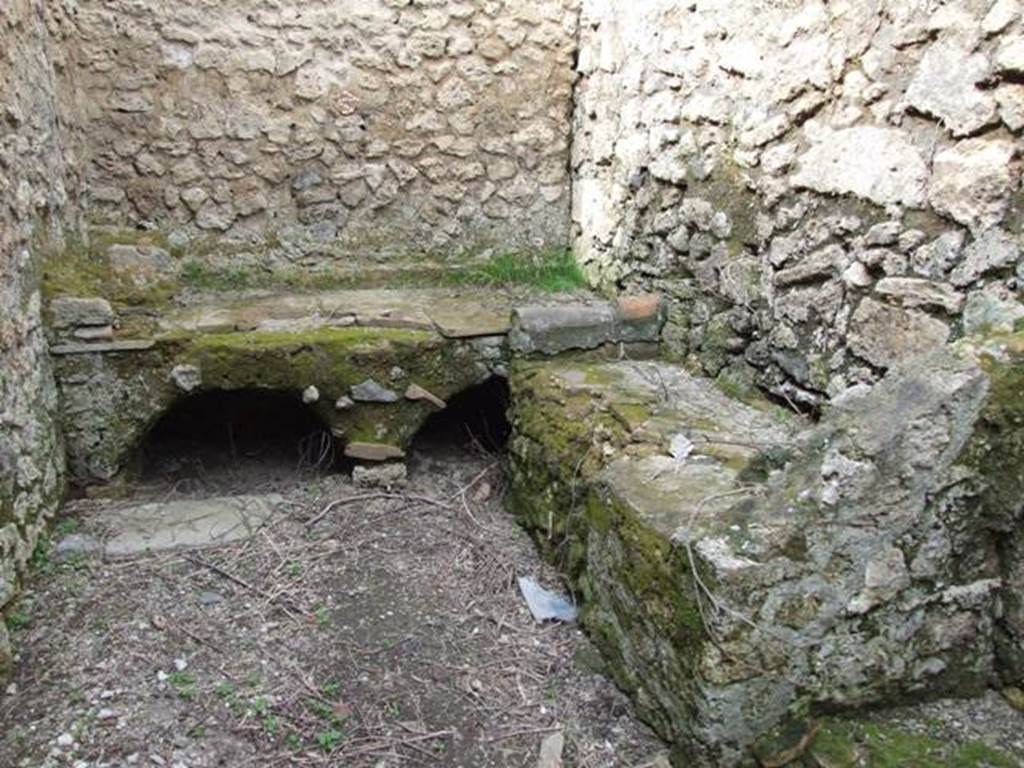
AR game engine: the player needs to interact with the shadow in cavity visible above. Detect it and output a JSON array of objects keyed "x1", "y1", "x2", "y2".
[
  {"x1": 136, "y1": 388, "x2": 343, "y2": 491},
  {"x1": 409, "y1": 376, "x2": 512, "y2": 463}
]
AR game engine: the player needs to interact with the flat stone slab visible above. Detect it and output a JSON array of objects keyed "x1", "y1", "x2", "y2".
[
  {"x1": 101, "y1": 495, "x2": 282, "y2": 558},
  {"x1": 163, "y1": 288, "x2": 518, "y2": 337},
  {"x1": 50, "y1": 339, "x2": 156, "y2": 355}
]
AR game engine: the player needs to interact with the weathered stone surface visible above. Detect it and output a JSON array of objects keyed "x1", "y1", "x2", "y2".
[
  {"x1": 51, "y1": 314, "x2": 505, "y2": 485},
  {"x1": 405, "y1": 383, "x2": 447, "y2": 409},
  {"x1": 950, "y1": 229, "x2": 1021, "y2": 287},
  {"x1": 791, "y1": 127, "x2": 928, "y2": 207},
  {"x1": 0, "y1": 0, "x2": 76, "y2": 683},
  {"x1": 51, "y1": 297, "x2": 114, "y2": 329},
  {"x1": 963, "y1": 286, "x2": 1024, "y2": 335},
  {"x1": 536, "y1": 731, "x2": 565, "y2": 768},
  {"x1": 849, "y1": 299, "x2": 951, "y2": 369},
  {"x1": 995, "y1": 37, "x2": 1024, "y2": 75},
  {"x1": 427, "y1": 297, "x2": 513, "y2": 339},
  {"x1": 510, "y1": 303, "x2": 618, "y2": 354},
  {"x1": 170, "y1": 364, "x2": 202, "y2": 393},
  {"x1": 102, "y1": 495, "x2": 281, "y2": 558},
  {"x1": 511, "y1": 345, "x2": 1024, "y2": 763},
  {"x1": 509, "y1": 297, "x2": 666, "y2": 355},
  {"x1": 106, "y1": 245, "x2": 175, "y2": 288},
  {"x1": 874, "y1": 277, "x2": 964, "y2": 314},
  {"x1": 68, "y1": 0, "x2": 578, "y2": 257},
  {"x1": 572, "y1": 3, "x2": 1021, "y2": 400},
  {"x1": 905, "y1": 41, "x2": 996, "y2": 137},
  {"x1": 929, "y1": 139, "x2": 1016, "y2": 231},
  {"x1": 344, "y1": 442, "x2": 406, "y2": 462},
  {"x1": 996, "y1": 84, "x2": 1024, "y2": 131},
  {"x1": 353, "y1": 462, "x2": 408, "y2": 489},
  {"x1": 510, "y1": 359, "x2": 800, "y2": 764},
  {"x1": 50, "y1": 339, "x2": 156, "y2": 355},
  {"x1": 350, "y1": 378, "x2": 400, "y2": 403}
]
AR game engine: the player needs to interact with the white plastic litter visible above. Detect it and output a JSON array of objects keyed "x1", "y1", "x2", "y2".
[
  {"x1": 517, "y1": 576, "x2": 578, "y2": 623},
  {"x1": 669, "y1": 433, "x2": 694, "y2": 463}
]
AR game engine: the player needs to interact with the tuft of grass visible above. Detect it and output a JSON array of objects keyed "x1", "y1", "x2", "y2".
[
  {"x1": 448, "y1": 248, "x2": 587, "y2": 292},
  {"x1": 181, "y1": 260, "x2": 256, "y2": 292},
  {"x1": 315, "y1": 727, "x2": 346, "y2": 753},
  {"x1": 5, "y1": 610, "x2": 32, "y2": 631},
  {"x1": 168, "y1": 671, "x2": 197, "y2": 700}
]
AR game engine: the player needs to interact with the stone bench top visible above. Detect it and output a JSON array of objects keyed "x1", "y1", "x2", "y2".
[{"x1": 49, "y1": 288, "x2": 667, "y2": 355}]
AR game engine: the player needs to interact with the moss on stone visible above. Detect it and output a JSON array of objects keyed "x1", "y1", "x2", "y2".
[
  {"x1": 507, "y1": 361, "x2": 712, "y2": 762},
  {"x1": 56, "y1": 325, "x2": 486, "y2": 485},
  {"x1": 963, "y1": 334, "x2": 1024, "y2": 683},
  {"x1": 808, "y1": 718, "x2": 1019, "y2": 768},
  {"x1": 43, "y1": 228, "x2": 581, "y2": 307}
]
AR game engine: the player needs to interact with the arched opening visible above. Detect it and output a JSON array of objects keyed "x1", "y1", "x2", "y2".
[
  {"x1": 135, "y1": 389, "x2": 342, "y2": 493},
  {"x1": 409, "y1": 376, "x2": 512, "y2": 463}
]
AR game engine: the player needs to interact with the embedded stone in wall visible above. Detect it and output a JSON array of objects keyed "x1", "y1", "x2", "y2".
[
  {"x1": 905, "y1": 41, "x2": 997, "y2": 137},
  {"x1": 928, "y1": 139, "x2": 1015, "y2": 231},
  {"x1": 791, "y1": 127, "x2": 928, "y2": 207},
  {"x1": 849, "y1": 298, "x2": 951, "y2": 370}
]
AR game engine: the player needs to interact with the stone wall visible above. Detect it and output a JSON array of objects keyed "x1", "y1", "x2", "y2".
[
  {"x1": 0, "y1": 0, "x2": 77, "y2": 670},
  {"x1": 573, "y1": 0, "x2": 1023, "y2": 408},
  {"x1": 69, "y1": 0, "x2": 579, "y2": 263}
]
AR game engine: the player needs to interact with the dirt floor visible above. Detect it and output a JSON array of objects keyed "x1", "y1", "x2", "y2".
[
  {"x1": 5, "y1": 404, "x2": 1024, "y2": 768},
  {"x1": 0, "y1": 434, "x2": 669, "y2": 768}
]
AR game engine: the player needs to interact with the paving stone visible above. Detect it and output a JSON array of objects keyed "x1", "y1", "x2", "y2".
[{"x1": 102, "y1": 495, "x2": 282, "y2": 558}]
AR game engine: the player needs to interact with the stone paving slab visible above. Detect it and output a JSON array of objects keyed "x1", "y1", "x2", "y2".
[{"x1": 101, "y1": 495, "x2": 282, "y2": 558}]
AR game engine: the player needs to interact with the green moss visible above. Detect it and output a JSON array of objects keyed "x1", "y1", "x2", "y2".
[
  {"x1": 41, "y1": 233, "x2": 180, "y2": 309},
  {"x1": 963, "y1": 336, "x2": 1024, "y2": 682},
  {"x1": 507, "y1": 362, "x2": 710, "y2": 756},
  {"x1": 810, "y1": 719, "x2": 1020, "y2": 768}
]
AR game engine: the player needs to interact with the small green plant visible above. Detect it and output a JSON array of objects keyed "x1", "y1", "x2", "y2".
[
  {"x1": 449, "y1": 248, "x2": 587, "y2": 293},
  {"x1": 168, "y1": 671, "x2": 197, "y2": 701},
  {"x1": 67, "y1": 687, "x2": 87, "y2": 705},
  {"x1": 53, "y1": 519, "x2": 79, "y2": 538},
  {"x1": 320, "y1": 681, "x2": 341, "y2": 698},
  {"x1": 215, "y1": 681, "x2": 235, "y2": 698},
  {"x1": 313, "y1": 605, "x2": 331, "y2": 627},
  {"x1": 286, "y1": 562, "x2": 302, "y2": 577},
  {"x1": 316, "y1": 727, "x2": 345, "y2": 754},
  {"x1": 28, "y1": 538, "x2": 53, "y2": 573},
  {"x1": 285, "y1": 732, "x2": 303, "y2": 751},
  {"x1": 263, "y1": 715, "x2": 280, "y2": 738},
  {"x1": 5, "y1": 610, "x2": 32, "y2": 631},
  {"x1": 383, "y1": 700, "x2": 402, "y2": 718},
  {"x1": 306, "y1": 698, "x2": 334, "y2": 722},
  {"x1": 180, "y1": 260, "x2": 255, "y2": 292},
  {"x1": 251, "y1": 696, "x2": 270, "y2": 717}
]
